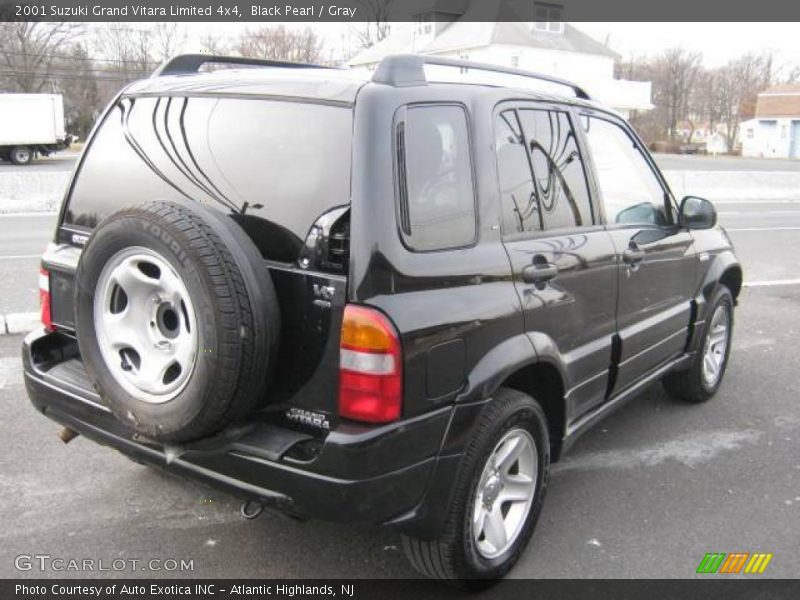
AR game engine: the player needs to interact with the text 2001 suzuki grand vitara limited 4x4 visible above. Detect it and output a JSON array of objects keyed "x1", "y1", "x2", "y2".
[{"x1": 23, "y1": 54, "x2": 741, "y2": 585}]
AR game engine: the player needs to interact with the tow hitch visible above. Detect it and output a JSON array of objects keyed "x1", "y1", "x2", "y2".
[{"x1": 58, "y1": 427, "x2": 79, "y2": 444}]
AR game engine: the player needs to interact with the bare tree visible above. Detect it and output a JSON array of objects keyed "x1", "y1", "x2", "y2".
[
  {"x1": 686, "y1": 69, "x2": 721, "y2": 143},
  {"x1": 58, "y1": 42, "x2": 100, "y2": 140},
  {"x1": 652, "y1": 48, "x2": 702, "y2": 141},
  {"x1": 352, "y1": 0, "x2": 394, "y2": 50},
  {"x1": 237, "y1": 26, "x2": 323, "y2": 63},
  {"x1": 94, "y1": 23, "x2": 153, "y2": 77},
  {"x1": 713, "y1": 52, "x2": 774, "y2": 152},
  {"x1": 199, "y1": 31, "x2": 228, "y2": 55},
  {"x1": 778, "y1": 63, "x2": 800, "y2": 85},
  {"x1": 0, "y1": 22, "x2": 83, "y2": 92},
  {"x1": 89, "y1": 24, "x2": 156, "y2": 107},
  {"x1": 152, "y1": 23, "x2": 187, "y2": 63}
]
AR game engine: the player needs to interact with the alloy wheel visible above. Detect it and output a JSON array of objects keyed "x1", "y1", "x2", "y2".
[{"x1": 472, "y1": 428, "x2": 537, "y2": 559}]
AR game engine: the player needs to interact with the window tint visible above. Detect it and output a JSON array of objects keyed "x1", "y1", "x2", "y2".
[
  {"x1": 518, "y1": 109, "x2": 593, "y2": 230},
  {"x1": 495, "y1": 111, "x2": 539, "y2": 233},
  {"x1": 65, "y1": 96, "x2": 353, "y2": 252},
  {"x1": 399, "y1": 105, "x2": 476, "y2": 250},
  {"x1": 582, "y1": 116, "x2": 669, "y2": 226}
]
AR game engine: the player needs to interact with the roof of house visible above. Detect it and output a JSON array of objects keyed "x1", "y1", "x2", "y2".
[
  {"x1": 756, "y1": 84, "x2": 800, "y2": 117},
  {"x1": 350, "y1": 22, "x2": 618, "y2": 67},
  {"x1": 758, "y1": 84, "x2": 800, "y2": 95}
]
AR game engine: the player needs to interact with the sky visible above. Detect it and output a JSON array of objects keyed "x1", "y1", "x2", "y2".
[
  {"x1": 131, "y1": 21, "x2": 800, "y2": 71},
  {"x1": 578, "y1": 23, "x2": 800, "y2": 68}
]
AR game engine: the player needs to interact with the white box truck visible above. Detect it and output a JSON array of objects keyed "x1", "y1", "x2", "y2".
[{"x1": 0, "y1": 93, "x2": 73, "y2": 165}]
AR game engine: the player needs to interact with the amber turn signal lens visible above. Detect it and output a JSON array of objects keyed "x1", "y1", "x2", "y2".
[{"x1": 340, "y1": 305, "x2": 395, "y2": 353}]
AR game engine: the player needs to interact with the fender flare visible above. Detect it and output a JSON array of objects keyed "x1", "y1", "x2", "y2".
[{"x1": 688, "y1": 249, "x2": 742, "y2": 353}]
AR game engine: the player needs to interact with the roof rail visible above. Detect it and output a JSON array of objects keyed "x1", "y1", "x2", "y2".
[
  {"x1": 152, "y1": 54, "x2": 331, "y2": 77},
  {"x1": 371, "y1": 54, "x2": 591, "y2": 100}
]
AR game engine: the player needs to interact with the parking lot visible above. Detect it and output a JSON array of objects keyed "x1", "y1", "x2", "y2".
[{"x1": 0, "y1": 155, "x2": 798, "y2": 579}]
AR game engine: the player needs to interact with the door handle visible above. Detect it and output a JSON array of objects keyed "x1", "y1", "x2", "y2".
[
  {"x1": 622, "y1": 243, "x2": 646, "y2": 265},
  {"x1": 521, "y1": 258, "x2": 559, "y2": 284}
]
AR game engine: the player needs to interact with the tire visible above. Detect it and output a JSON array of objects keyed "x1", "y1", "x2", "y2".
[
  {"x1": 10, "y1": 146, "x2": 32, "y2": 165},
  {"x1": 662, "y1": 285, "x2": 734, "y2": 403},
  {"x1": 74, "y1": 200, "x2": 280, "y2": 442},
  {"x1": 401, "y1": 388, "x2": 550, "y2": 587}
]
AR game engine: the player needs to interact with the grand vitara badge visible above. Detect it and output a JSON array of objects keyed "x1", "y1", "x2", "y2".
[{"x1": 285, "y1": 408, "x2": 331, "y2": 430}]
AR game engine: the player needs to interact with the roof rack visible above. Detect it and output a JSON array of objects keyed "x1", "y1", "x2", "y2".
[
  {"x1": 371, "y1": 54, "x2": 591, "y2": 100},
  {"x1": 152, "y1": 54, "x2": 331, "y2": 78}
]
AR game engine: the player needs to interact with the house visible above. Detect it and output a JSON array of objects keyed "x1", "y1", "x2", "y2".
[
  {"x1": 740, "y1": 84, "x2": 800, "y2": 159},
  {"x1": 674, "y1": 120, "x2": 730, "y2": 154},
  {"x1": 348, "y1": 1, "x2": 652, "y2": 117}
]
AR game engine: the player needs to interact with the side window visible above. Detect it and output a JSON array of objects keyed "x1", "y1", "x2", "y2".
[
  {"x1": 518, "y1": 109, "x2": 594, "y2": 229},
  {"x1": 582, "y1": 116, "x2": 670, "y2": 226},
  {"x1": 495, "y1": 110, "x2": 540, "y2": 234},
  {"x1": 398, "y1": 105, "x2": 476, "y2": 251}
]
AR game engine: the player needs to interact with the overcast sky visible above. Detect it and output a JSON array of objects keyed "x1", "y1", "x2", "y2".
[
  {"x1": 167, "y1": 21, "x2": 800, "y2": 71},
  {"x1": 579, "y1": 22, "x2": 800, "y2": 67}
]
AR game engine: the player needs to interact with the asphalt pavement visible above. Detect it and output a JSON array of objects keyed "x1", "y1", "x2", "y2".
[
  {"x1": 653, "y1": 153, "x2": 800, "y2": 172},
  {"x1": 0, "y1": 154, "x2": 798, "y2": 579},
  {"x1": 1, "y1": 286, "x2": 797, "y2": 578},
  {"x1": 0, "y1": 214, "x2": 56, "y2": 315}
]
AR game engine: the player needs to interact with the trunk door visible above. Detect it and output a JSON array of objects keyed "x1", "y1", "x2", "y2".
[{"x1": 48, "y1": 93, "x2": 355, "y2": 429}]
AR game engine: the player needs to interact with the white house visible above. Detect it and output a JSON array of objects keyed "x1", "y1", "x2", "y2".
[
  {"x1": 740, "y1": 84, "x2": 800, "y2": 159},
  {"x1": 349, "y1": 3, "x2": 652, "y2": 117}
]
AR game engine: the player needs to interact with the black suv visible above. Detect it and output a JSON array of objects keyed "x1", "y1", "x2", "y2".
[{"x1": 23, "y1": 54, "x2": 742, "y2": 584}]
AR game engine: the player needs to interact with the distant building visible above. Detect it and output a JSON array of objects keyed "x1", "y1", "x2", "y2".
[
  {"x1": 349, "y1": 2, "x2": 652, "y2": 117},
  {"x1": 740, "y1": 84, "x2": 800, "y2": 159},
  {"x1": 674, "y1": 121, "x2": 730, "y2": 154}
]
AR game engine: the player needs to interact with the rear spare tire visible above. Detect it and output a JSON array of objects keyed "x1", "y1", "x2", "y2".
[{"x1": 74, "y1": 200, "x2": 279, "y2": 442}]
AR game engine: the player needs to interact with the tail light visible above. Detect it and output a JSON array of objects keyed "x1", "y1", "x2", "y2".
[
  {"x1": 39, "y1": 267, "x2": 54, "y2": 331},
  {"x1": 339, "y1": 304, "x2": 402, "y2": 423}
]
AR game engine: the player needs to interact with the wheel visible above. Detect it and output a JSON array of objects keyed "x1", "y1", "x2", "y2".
[
  {"x1": 401, "y1": 388, "x2": 549, "y2": 587},
  {"x1": 10, "y1": 146, "x2": 32, "y2": 165},
  {"x1": 74, "y1": 200, "x2": 280, "y2": 442},
  {"x1": 662, "y1": 285, "x2": 734, "y2": 403}
]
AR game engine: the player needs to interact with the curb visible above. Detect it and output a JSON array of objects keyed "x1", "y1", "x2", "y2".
[{"x1": 1, "y1": 312, "x2": 40, "y2": 335}]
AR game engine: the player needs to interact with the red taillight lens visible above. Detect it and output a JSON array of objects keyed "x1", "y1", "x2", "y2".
[
  {"x1": 39, "y1": 268, "x2": 54, "y2": 331},
  {"x1": 339, "y1": 305, "x2": 402, "y2": 423}
]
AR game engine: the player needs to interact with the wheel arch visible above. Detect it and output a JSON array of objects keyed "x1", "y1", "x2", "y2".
[
  {"x1": 459, "y1": 333, "x2": 569, "y2": 462},
  {"x1": 700, "y1": 251, "x2": 742, "y2": 305},
  {"x1": 719, "y1": 264, "x2": 743, "y2": 301},
  {"x1": 500, "y1": 360, "x2": 567, "y2": 462},
  {"x1": 688, "y1": 251, "x2": 741, "y2": 355}
]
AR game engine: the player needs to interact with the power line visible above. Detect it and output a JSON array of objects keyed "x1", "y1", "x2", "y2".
[
  {"x1": 0, "y1": 49, "x2": 157, "y2": 67},
  {"x1": 0, "y1": 70, "x2": 145, "y2": 83}
]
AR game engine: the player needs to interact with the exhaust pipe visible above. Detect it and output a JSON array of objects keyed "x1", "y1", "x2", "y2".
[
  {"x1": 240, "y1": 500, "x2": 264, "y2": 520},
  {"x1": 58, "y1": 427, "x2": 79, "y2": 444}
]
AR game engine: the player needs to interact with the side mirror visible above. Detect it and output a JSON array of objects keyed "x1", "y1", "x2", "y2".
[{"x1": 680, "y1": 196, "x2": 717, "y2": 230}]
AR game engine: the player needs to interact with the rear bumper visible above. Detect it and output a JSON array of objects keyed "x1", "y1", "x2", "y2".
[{"x1": 23, "y1": 329, "x2": 457, "y2": 532}]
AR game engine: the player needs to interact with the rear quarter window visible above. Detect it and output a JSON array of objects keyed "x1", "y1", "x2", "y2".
[
  {"x1": 395, "y1": 104, "x2": 477, "y2": 251},
  {"x1": 64, "y1": 96, "x2": 353, "y2": 258}
]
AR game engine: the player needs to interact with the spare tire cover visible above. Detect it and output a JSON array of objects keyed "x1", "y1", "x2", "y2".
[{"x1": 74, "y1": 200, "x2": 280, "y2": 442}]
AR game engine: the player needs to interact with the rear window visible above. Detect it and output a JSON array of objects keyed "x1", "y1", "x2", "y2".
[{"x1": 64, "y1": 96, "x2": 353, "y2": 251}]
